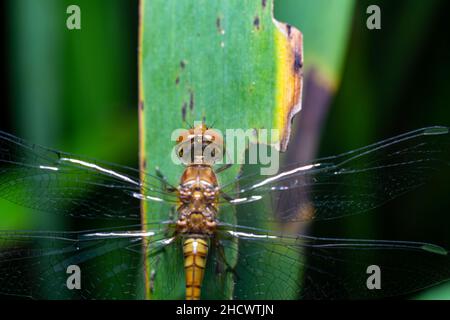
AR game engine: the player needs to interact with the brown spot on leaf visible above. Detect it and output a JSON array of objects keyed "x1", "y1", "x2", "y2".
[
  {"x1": 175, "y1": 77, "x2": 180, "y2": 85},
  {"x1": 253, "y1": 16, "x2": 260, "y2": 30},
  {"x1": 294, "y1": 52, "x2": 303, "y2": 74},
  {"x1": 189, "y1": 91, "x2": 194, "y2": 111},
  {"x1": 216, "y1": 17, "x2": 221, "y2": 31},
  {"x1": 180, "y1": 60, "x2": 186, "y2": 69},
  {"x1": 142, "y1": 158, "x2": 147, "y2": 170},
  {"x1": 287, "y1": 24, "x2": 292, "y2": 37},
  {"x1": 182, "y1": 102, "x2": 187, "y2": 121},
  {"x1": 262, "y1": 0, "x2": 267, "y2": 8},
  {"x1": 139, "y1": 101, "x2": 144, "y2": 110}
]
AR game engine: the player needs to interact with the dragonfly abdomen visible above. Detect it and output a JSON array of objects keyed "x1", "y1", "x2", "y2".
[{"x1": 183, "y1": 238, "x2": 209, "y2": 300}]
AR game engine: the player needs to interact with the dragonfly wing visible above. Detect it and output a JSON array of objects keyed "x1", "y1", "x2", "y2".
[
  {"x1": 0, "y1": 131, "x2": 178, "y2": 220},
  {"x1": 0, "y1": 222, "x2": 177, "y2": 299},
  {"x1": 214, "y1": 226, "x2": 450, "y2": 299},
  {"x1": 220, "y1": 127, "x2": 449, "y2": 222}
]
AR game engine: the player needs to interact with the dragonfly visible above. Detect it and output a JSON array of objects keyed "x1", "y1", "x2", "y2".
[{"x1": 0, "y1": 126, "x2": 449, "y2": 299}]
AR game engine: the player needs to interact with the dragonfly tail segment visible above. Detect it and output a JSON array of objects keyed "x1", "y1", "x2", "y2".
[{"x1": 183, "y1": 238, "x2": 209, "y2": 300}]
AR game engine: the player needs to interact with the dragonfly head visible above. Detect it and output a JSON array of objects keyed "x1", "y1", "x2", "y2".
[{"x1": 175, "y1": 124, "x2": 224, "y2": 166}]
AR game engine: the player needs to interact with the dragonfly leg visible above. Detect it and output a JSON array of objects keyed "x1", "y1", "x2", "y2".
[
  {"x1": 215, "y1": 163, "x2": 233, "y2": 174},
  {"x1": 220, "y1": 191, "x2": 235, "y2": 203},
  {"x1": 214, "y1": 238, "x2": 239, "y2": 280},
  {"x1": 168, "y1": 206, "x2": 177, "y2": 221},
  {"x1": 149, "y1": 269, "x2": 156, "y2": 294},
  {"x1": 155, "y1": 166, "x2": 177, "y2": 192}
]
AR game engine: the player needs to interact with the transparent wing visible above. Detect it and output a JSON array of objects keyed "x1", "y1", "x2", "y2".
[
  {"x1": 213, "y1": 224, "x2": 450, "y2": 299},
  {"x1": 220, "y1": 127, "x2": 450, "y2": 222},
  {"x1": 0, "y1": 131, "x2": 178, "y2": 220},
  {"x1": 0, "y1": 222, "x2": 178, "y2": 299}
]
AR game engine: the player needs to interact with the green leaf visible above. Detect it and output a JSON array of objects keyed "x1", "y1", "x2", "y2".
[
  {"x1": 139, "y1": 0, "x2": 303, "y2": 299},
  {"x1": 414, "y1": 282, "x2": 450, "y2": 300}
]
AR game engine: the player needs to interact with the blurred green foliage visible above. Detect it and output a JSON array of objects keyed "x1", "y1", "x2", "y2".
[
  {"x1": 1, "y1": 0, "x2": 449, "y2": 299},
  {"x1": 4, "y1": 0, "x2": 138, "y2": 231},
  {"x1": 3, "y1": 0, "x2": 139, "y2": 299},
  {"x1": 275, "y1": 0, "x2": 356, "y2": 88},
  {"x1": 293, "y1": 0, "x2": 450, "y2": 299}
]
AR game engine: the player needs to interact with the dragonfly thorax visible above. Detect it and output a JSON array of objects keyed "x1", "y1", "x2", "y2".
[
  {"x1": 179, "y1": 182, "x2": 218, "y2": 205},
  {"x1": 176, "y1": 211, "x2": 217, "y2": 235},
  {"x1": 176, "y1": 164, "x2": 219, "y2": 235}
]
